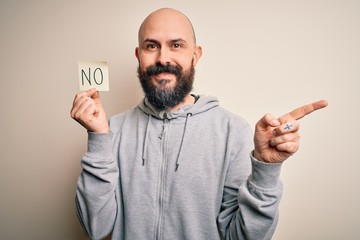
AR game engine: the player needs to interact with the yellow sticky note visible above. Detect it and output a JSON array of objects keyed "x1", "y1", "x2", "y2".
[{"x1": 78, "y1": 61, "x2": 109, "y2": 91}]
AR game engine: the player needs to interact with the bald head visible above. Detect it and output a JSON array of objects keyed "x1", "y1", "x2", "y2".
[
  {"x1": 138, "y1": 8, "x2": 196, "y2": 47},
  {"x1": 135, "y1": 8, "x2": 203, "y2": 110}
]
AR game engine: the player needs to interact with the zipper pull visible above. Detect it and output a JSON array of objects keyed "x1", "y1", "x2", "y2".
[{"x1": 159, "y1": 119, "x2": 169, "y2": 139}]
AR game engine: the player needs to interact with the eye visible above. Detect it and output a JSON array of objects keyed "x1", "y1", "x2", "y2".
[
  {"x1": 172, "y1": 43, "x2": 182, "y2": 48},
  {"x1": 146, "y1": 43, "x2": 158, "y2": 49}
]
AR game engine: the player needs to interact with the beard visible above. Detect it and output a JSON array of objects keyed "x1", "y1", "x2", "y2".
[{"x1": 137, "y1": 61, "x2": 195, "y2": 110}]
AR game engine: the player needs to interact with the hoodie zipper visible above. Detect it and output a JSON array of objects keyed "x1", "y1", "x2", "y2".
[{"x1": 154, "y1": 118, "x2": 170, "y2": 240}]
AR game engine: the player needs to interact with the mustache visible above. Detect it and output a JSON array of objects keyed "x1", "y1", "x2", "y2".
[{"x1": 144, "y1": 63, "x2": 182, "y2": 77}]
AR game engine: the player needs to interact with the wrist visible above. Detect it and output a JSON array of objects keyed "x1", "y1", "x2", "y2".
[
  {"x1": 98, "y1": 126, "x2": 110, "y2": 133},
  {"x1": 87, "y1": 124, "x2": 109, "y2": 134},
  {"x1": 253, "y1": 150, "x2": 264, "y2": 162}
]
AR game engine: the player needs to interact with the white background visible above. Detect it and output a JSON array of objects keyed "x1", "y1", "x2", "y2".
[{"x1": 1, "y1": 1, "x2": 359, "y2": 239}]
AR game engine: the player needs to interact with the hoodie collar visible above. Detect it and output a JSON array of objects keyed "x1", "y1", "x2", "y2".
[
  {"x1": 138, "y1": 95, "x2": 220, "y2": 171},
  {"x1": 138, "y1": 95, "x2": 219, "y2": 120}
]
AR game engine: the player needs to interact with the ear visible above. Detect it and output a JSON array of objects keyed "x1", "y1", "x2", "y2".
[
  {"x1": 192, "y1": 46, "x2": 202, "y2": 67},
  {"x1": 135, "y1": 47, "x2": 140, "y2": 61}
]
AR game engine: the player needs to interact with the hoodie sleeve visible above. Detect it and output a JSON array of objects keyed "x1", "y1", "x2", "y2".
[
  {"x1": 217, "y1": 125, "x2": 283, "y2": 240},
  {"x1": 75, "y1": 132, "x2": 119, "y2": 240}
]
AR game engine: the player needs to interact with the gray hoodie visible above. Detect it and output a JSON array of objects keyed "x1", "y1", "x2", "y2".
[{"x1": 76, "y1": 95, "x2": 283, "y2": 240}]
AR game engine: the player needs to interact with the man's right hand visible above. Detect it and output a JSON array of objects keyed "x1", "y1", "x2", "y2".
[{"x1": 70, "y1": 88, "x2": 109, "y2": 133}]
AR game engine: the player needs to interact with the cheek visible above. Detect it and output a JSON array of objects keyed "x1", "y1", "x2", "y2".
[
  {"x1": 138, "y1": 54, "x2": 155, "y2": 69},
  {"x1": 178, "y1": 53, "x2": 195, "y2": 69},
  {"x1": 180, "y1": 59, "x2": 194, "y2": 72}
]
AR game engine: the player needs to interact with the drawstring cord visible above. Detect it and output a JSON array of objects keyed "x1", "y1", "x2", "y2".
[
  {"x1": 175, "y1": 113, "x2": 192, "y2": 172},
  {"x1": 142, "y1": 115, "x2": 151, "y2": 166},
  {"x1": 141, "y1": 113, "x2": 192, "y2": 171}
]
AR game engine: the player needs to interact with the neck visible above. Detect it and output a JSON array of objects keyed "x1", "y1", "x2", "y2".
[{"x1": 168, "y1": 94, "x2": 195, "y2": 111}]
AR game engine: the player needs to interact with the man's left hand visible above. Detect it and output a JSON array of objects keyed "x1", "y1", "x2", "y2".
[{"x1": 253, "y1": 100, "x2": 328, "y2": 163}]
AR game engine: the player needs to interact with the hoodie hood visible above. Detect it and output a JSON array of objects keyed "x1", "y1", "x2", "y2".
[
  {"x1": 137, "y1": 95, "x2": 220, "y2": 171},
  {"x1": 138, "y1": 95, "x2": 219, "y2": 120}
]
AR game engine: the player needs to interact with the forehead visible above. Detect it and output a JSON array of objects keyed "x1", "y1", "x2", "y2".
[{"x1": 138, "y1": 10, "x2": 195, "y2": 44}]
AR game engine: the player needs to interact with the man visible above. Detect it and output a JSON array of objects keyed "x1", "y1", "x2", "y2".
[{"x1": 71, "y1": 8, "x2": 327, "y2": 240}]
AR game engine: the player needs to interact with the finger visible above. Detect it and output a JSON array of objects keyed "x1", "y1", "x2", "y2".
[
  {"x1": 273, "y1": 121, "x2": 299, "y2": 136},
  {"x1": 279, "y1": 100, "x2": 328, "y2": 122},
  {"x1": 270, "y1": 132, "x2": 300, "y2": 147},
  {"x1": 71, "y1": 90, "x2": 95, "y2": 115},
  {"x1": 72, "y1": 88, "x2": 95, "y2": 100},
  {"x1": 73, "y1": 96, "x2": 98, "y2": 121},
  {"x1": 275, "y1": 141, "x2": 299, "y2": 154},
  {"x1": 82, "y1": 99, "x2": 98, "y2": 120},
  {"x1": 73, "y1": 97, "x2": 94, "y2": 120},
  {"x1": 71, "y1": 95, "x2": 90, "y2": 118}
]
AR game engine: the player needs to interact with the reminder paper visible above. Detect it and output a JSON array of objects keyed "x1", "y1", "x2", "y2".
[{"x1": 78, "y1": 61, "x2": 109, "y2": 91}]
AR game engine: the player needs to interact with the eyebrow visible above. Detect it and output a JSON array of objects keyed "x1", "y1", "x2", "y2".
[
  {"x1": 142, "y1": 38, "x2": 188, "y2": 45},
  {"x1": 143, "y1": 38, "x2": 160, "y2": 45},
  {"x1": 169, "y1": 38, "x2": 187, "y2": 44}
]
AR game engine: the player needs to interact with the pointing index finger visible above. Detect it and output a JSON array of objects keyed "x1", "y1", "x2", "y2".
[{"x1": 282, "y1": 100, "x2": 328, "y2": 121}]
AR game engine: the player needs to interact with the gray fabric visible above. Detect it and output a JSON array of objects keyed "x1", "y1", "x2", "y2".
[{"x1": 76, "y1": 95, "x2": 283, "y2": 240}]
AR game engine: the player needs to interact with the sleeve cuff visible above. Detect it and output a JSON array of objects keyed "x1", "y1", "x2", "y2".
[
  {"x1": 87, "y1": 131, "x2": 113, "y2": 157},
  {"x1": 249, "y1": 151, "x2": 282, "y2": 189}
]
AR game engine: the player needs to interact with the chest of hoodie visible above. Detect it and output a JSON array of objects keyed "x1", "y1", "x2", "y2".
[{"x1": 115, "y1": 111, "x2": 232, "y2": 233}]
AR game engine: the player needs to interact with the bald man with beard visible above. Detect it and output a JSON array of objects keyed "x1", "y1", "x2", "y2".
[{"x1": 71, "y1": 8, "x2": 327, "y2": 240}]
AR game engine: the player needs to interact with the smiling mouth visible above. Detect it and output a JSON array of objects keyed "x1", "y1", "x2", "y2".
[
  {"x1": 152, "y1": 73, "x2": 175, "y2": 87},
  {"x1": 155, "y1": 72, "x2": 175, "y2": 79}
]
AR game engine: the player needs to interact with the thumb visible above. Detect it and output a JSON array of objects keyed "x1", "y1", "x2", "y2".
[
  {"x1": 256, "y1": 113, "x2": 280, "y2": 131},
  {"x1": 86, "y1": 88, "x2": 100, "y2": 100}
]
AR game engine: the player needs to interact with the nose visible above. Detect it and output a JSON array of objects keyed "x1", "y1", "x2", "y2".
[{"x1": 156, "y1": 48, "x2": 171, "y2": 65}]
